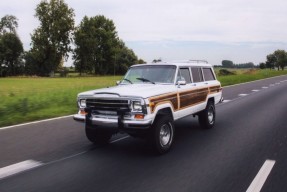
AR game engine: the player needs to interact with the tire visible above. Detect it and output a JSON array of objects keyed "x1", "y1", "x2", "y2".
[
  {"x1": 151, "y1": 115, "x2": 175, "y2": 154},
  {"x1": 198, "y1": 100, "x2": 216, "y2": 129},
  {"x1": 85, "y1": 128, "x2": 112, "y2": 145}
]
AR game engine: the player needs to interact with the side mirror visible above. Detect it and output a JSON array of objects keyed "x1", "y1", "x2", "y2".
[
  {"x1": 177, "y1": 80, "x2": 186, "y2": 85},
  {"x1": 177, "y1": 80, "x2": 186, "y2": 88}
]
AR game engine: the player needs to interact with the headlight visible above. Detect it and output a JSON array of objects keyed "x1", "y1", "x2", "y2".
[
  {"x1": 79, "y1": 99, "x2": 86, "y2": 108},
  {"x1": 132, "y1": 100, "x2": 142, "y2": 112}
]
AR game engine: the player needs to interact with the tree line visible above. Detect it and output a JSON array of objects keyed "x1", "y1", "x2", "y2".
[
  {"x1": 0, "y1": 0, "x2": 145, "y2": 77},
  {"x1": 220, "y1": 60, "x2": 255, "y2": 68},
  {"x1": 259, "y1": 50, "x2": 287, "y2": 70},
  {"x1": 220, "y1": 50, "x2": 287, "y2": 70}
]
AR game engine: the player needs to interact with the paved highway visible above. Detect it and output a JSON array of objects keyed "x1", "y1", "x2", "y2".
[{"x1": 0, "y1": 75, "x2": 287, "y2": 192}]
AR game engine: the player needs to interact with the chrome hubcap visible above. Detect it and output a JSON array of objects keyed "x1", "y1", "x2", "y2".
[
  {"x1": 159, "y1": 123, "x2": 172, "y2": 146},
  {"x1": 208, "y1": 106, "x2": 214, "y2": 124}
]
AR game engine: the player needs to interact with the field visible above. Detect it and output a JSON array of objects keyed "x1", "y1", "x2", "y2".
[
  {"x1": 0, "y1": 76, "x2": 121, "y2": 127},
  {"x1": 215, "y1": 68, "x2": 287, "y2": 86},
  {"x1": 0, "y1": 69, "x2": 287, "y2": 127}
]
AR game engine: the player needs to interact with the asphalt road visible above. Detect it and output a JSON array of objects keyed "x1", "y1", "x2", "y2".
[{"x1": 0, "y1": 75, "x2": 287, "y2": 192}]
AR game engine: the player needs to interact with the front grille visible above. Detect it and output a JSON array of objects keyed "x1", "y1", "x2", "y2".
[{"x1": 86, "y1": 99, "x2": 130, "y2": 111}]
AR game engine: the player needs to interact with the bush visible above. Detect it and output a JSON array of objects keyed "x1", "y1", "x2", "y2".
[{"x1": 218, "y1": 69, "x2": 236, "y2": 76}]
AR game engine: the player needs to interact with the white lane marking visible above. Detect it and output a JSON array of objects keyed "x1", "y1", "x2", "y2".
[
  {"x1": 246, "y1": 160, "x2": 275, "y2": 192},
  {"x1": 0, "y1": 135, "x2": 130, "y2": 180},
  {"x1": 252, "y1": 90, "x2": 260, "y2": 92},
  {"x1": 239, "y1": 94, "x2": 249, "y2": 97},
  {"x1": 262, "y1": 87, "x2": 268, "y2": 89},
  {"x1": 0, "y1": 115, "x2": 74, "y2": 130},
  {"x1": 0, "y1": 160, "x2": 43, "y2": 180},
  {"x1": 222, "y1": 100, "x2": 231, "y2": 103},
  {"x1": 110, "y1": 135, "x2": 130, "y2": 143}
]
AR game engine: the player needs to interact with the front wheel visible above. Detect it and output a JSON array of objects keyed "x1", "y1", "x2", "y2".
[
  {"x1": 85, "y1": 128, "x2": 112, "y2": 145},
  {"x1": 198, "y1": 101, "x2": 216, "y2": 129},
  {"x1": 151, "y1": 116, "x2": 175, "y2": 154}
]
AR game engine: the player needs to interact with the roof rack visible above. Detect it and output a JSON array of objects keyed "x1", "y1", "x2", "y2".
[{"x1": 171, "y1": 60, "x2": 208, "y2": 64}]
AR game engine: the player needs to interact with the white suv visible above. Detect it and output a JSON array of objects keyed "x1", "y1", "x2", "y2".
[{"x1": 74, "y1": 60, "x2": 223, "y2": 154}]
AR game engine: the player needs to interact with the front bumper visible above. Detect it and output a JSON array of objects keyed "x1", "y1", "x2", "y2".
[
  {"x1": 73, "y1": 109, "x2": 86, "y2": 121},
  {"x1": 86, "y1": 116, "x2": 152, "y2": 129},
  {"x1": 74, "y1": 109, "x2": 152, "y2": 130}
]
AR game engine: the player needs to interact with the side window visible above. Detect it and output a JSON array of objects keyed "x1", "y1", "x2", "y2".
[
  {"x1": 179, "y1": 68, "x2": 191, "y2": 83},
  {"x1": 191, "y1": 67, "x2": 203, "y2": 83},
  {"x1": 203, "y1": 68, "x2": 215, "y2": 81}
]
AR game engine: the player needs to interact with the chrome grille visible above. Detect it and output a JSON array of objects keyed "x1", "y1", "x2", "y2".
[{"x1": 86, "y1": 99, "x2": 130, "y2": 111}]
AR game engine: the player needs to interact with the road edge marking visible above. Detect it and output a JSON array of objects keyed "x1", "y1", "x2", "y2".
[
  {"x1": 0, "y1": 160, "x2": 43, "y2": 180},
  {"x1": 246, "y1": 159, "x2": 275, "y2": 192},
  {"x1": 0, "y1": 115, "x2": 74, "y2": 130}
]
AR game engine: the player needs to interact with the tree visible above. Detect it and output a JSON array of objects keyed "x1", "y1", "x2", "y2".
[
  {"x1": 266, "y1": 53, "x2": 276, "y2": 70},
  {"x1": 0, "y1": 15, "x2": 18, "y2": 34},
  {"x1": 0, "y1": 33, "x2": 23, "y2": 76},
  {"x1": 29, "y1": 0, "x2": 75, "y2": 76},
  {"x1": 221, "y1": 60, "x2": 234, "y2": 68},
  {"x1": 266, "y1": 50, "x2": 287, "y2": 71},
  {"x1": 73, "y1": 15, "x2": 118, "y2": 75},
  {"x1": 259, "y1": 62, "x2": 266, "y2": 69},
  {"x1": 115, "y1": 40, "x2": 139, "y2": 74},
  {"x1": 273, "y1": 50, "x2": 287, "y2": 70},
  {"x1": 0, "y1": 15, "x2": 23, "y2": 77},
  {"x1": 152, "y1": 58, "x2": 162, "y2": 63}
]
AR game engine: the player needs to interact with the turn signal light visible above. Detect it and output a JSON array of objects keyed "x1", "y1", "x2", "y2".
[
  {"x1": 80, "y1": 110, "x2": 87, "y2": 115},
  {"x1": 135, "y1": 114, "x2": 145, "y2": 119}
]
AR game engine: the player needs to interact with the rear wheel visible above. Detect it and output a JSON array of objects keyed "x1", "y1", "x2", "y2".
[
  {"x1": 85, "y1": 128, "x2": 112, "y2": 145},
  {"x1": 198, "y1": 100, "x2": 216, "y2": 129},
  {"x1": 151, "y1": 115, "x2": 174, "y2": 154}
]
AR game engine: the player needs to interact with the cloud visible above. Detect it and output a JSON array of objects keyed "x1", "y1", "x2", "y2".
[{"x1": 1, "y1": 0, "x2": 287, "y2": 64}]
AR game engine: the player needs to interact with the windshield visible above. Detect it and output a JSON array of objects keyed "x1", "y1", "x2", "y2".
[{"x1": 122, "y1": 65, "x2": 176, "y2": 84}]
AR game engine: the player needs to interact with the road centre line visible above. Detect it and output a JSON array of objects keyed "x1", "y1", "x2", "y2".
[
  {"x1": 0, "y1": 160, "x2": 43, "y2": 180},
  {"x1": 239, "y1": 94, "x2": 249, "y2": 97},
  {"x1": 246, "y1": 160, "x2": 275, "y2": 192},
  {"x1": 252, "y1": 90, "x2": 260, "y2": 92}
]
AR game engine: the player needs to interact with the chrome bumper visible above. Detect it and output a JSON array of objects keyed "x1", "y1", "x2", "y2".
[
  {"x1": 73, "y1": 114, "x2": 85, "y2": 121},
  {"x1": 87, "y1": 116, "x2": 152, "y2": 129}
]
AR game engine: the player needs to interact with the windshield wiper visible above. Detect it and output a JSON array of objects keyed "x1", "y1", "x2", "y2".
[
  {"x1": 136, "y1": 78, "x2": 155, "y2": 84},
  {"x1": 122, "y1": 78, "x2": 133, "y2": 84}
]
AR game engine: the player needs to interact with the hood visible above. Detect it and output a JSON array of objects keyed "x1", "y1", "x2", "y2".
[{"x1": 78, "y1": 84, "x2": 176, "y2": 99}]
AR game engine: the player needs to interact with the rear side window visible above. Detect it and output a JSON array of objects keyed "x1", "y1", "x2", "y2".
[
  {"x1": 178, "y1": 68, "x2": 191, "y2": 83},
  {"x1": 191, "y1": 67, "x2": 203, "y2": 82},
  {"x1": 203, "y1": 68, "x2": 215, "y2": 81}
]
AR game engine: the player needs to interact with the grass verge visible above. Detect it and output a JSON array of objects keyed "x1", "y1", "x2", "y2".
[{"x1": 0, "y1": 69, "x2": 287, "y2": 127}]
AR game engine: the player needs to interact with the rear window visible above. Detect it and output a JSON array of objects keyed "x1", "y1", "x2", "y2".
[
  {"x1": 191, "y1": 67, "x2": 203, "y2": 82},
  {"x1": 203, "y1": 68, "x2": 215, "y2": 81}
]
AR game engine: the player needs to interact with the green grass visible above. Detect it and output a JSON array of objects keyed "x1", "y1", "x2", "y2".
[
  {"x1": 217, "y1": 68, "x2": 287, "y2": 86},
  {"x1": 0, "y1": 69, "x2": 287, "y2": 127},
  {"x1": 0, "y1": 76, "x2": 121, "y2": 127}
]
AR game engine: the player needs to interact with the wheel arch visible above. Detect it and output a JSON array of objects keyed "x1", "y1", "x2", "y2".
[{"x1": 154, "y1": 107, "x2": 174, "y2": 123}]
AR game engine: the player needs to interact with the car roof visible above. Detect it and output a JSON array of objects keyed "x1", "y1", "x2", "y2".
[{"x1": 131, "y1": 61, "x2": 213, "y2": 68}]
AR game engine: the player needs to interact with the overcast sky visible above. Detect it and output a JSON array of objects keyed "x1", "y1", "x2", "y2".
[{"x1": 1, "y1": 0, "x2": 287, "y2": 65}]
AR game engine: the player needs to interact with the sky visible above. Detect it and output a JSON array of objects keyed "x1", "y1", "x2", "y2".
[{"x1": 1, "y1": 0, "x2": 287, "y2": 66}]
